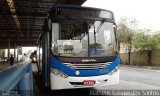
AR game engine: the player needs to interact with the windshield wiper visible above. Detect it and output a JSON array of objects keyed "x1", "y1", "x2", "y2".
[
  {"x1": 96, "y1": 18, "x2": 106, "y2": 33},
  {"x1": 92, "y1": 19, "x2": 106, "y2": 44}
]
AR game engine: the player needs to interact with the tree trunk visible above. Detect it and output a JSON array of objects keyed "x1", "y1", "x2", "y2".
[
  {"x1": 128, "y1": 45, "x2": 131, "y2": 65},
  {"x1": 118, "y1": 42, "x2": 121, "y2": 52},
  {"x1": 147, "y1": 50, "x2": 152, "y2": 65}
]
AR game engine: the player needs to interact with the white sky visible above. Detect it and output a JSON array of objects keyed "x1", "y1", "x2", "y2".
[{"x1": 83, "y1": 0, "x2": 160, "y2": 31}]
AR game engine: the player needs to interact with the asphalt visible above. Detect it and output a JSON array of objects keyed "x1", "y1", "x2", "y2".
[
  {"x1": 31, "y1": 64, "x2": 160, "y2": 96},
  {"x1": 120, "y1": 65, "x2": 160, "y2": 88}
]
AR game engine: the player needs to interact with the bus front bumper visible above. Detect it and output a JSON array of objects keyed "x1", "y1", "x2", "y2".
[{"x1": 50, "y1": 70, "x2": 119, "y2": 90}]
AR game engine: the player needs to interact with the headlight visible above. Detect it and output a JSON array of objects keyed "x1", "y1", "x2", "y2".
[
  {"x1": 109, "y1": 66, "x2": 119, "y2": 75},
  {"x1": 51, "y1": 68, "x2": 68, "y2": 78}
]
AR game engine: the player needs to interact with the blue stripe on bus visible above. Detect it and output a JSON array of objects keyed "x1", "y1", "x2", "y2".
[{"x1": 50, "y1": 55, "x2": 120, "y2": 76}]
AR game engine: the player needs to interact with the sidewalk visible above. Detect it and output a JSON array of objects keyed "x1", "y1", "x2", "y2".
[
  {"x1": 0, "y1": 63, "x2": 10, "y2": 71},
  {"x1": 0, "y1": 61, "x2": 17, "y2": 71},
  {"x1": 120, "y1": 64, "x2": 160, "y2": 70}
]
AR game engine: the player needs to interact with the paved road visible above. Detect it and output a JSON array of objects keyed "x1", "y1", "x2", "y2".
[
  {"x1": 120, "y1": 66, "x2": 160, "y2": 88},
  {"x1": 95, "y1": 66, "x2": 160, "y2": 90},
  {"x1": 32, "y1": 64, "x2": 160, "y2": 96}
]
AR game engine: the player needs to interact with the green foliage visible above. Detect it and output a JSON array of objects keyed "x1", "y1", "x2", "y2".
[
  {"x1": 89, "y1": 43, "x2": 102, "y2": 49},
  {"x1": 0, "y1": 49, "x2": 5, "y2": 58},
  {"x1": 117, "y1": 16, "x2": 160, "y2": 65},
  {"x1": 117, "y1": 16, "x2": 160, "y2": 51},
  {"x1": 64, "y1": 45, "x2": 74, "y2": 50},
  {"x1": 133, "y1": 31, "x2": 160, "y2": 51},
  {"x1": 117, "y1": 17, "x2": 137, "y2": 44},
  {"x1": 53, "y1": 47, "x2": 58, "y2": 54}
]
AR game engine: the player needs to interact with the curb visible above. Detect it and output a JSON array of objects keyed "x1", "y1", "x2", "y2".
[{"x1": 120, "y1": 64, "x2": 160, "y2": 70}]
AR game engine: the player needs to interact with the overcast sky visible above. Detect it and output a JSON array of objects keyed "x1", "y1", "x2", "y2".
[{"x1": 83, "y1": 0, "x2": 160, "y2": 31}]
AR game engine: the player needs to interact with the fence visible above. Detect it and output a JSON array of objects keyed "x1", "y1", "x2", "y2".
[{"x1": 0, "y1": 60, "x2": 33, "y2": 96}]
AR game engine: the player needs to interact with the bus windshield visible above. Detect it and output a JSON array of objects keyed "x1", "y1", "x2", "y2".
[{"x1": 51, "y1": 19, "x2": 117, "y2": 57}]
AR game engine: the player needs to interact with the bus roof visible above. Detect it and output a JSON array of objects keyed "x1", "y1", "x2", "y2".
[
  {"x1": 48, "y1": 4, "x2": 115, "y2": 21},
  {"x1": 52, "y1": 4, "x2": 113, "y2": 13}
]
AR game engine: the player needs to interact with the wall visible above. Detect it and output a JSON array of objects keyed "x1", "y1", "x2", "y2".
[{"x1": 120, "y1": 49, "x2": 160, "y2": 66}]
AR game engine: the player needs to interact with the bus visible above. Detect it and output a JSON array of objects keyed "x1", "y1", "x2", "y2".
[{"x1": 37, "y1": 4, "x2": 120, "y2": 90}]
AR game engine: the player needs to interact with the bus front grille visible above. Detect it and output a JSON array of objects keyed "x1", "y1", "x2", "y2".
[{"x1": 63, "y1": 62, "x2": 112, "y2": 70}]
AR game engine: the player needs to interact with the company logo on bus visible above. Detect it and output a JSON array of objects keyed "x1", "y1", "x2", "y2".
[{"x1": 81, "y1": 59, "x2": 97, "y2": 62}]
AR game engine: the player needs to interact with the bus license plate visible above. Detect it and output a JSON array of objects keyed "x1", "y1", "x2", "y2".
[{"x1": 83, "y1": 80, "x2": 96, "y2": 85}]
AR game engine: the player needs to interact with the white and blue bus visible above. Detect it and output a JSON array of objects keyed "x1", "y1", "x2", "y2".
[{"x1": 37, "y1": 4, "x2": 120, "y2": 90}]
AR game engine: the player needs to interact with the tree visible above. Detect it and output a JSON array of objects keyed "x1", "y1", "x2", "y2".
[
  {"x1": 117, "y1": 17, "x2": 137, "y2": 64},
  {"x1": 90, "y1": 43, "x2": 102, "y2": 49},
  {"x1": 0, "y1": 49, "x2": 4, "y2": 59},
  {"x1": 133, "y1": 31, "x2": 160, "y2": 65},
  {"x1": 64, "y1": 45, "x2": 74, "y2": 54},
  {"x1": 64, "y1": 45, "x2": 74, "y2": 50}
]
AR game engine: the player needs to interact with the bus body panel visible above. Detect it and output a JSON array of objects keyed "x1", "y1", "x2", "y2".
[{"x1": 50, "y1": 55, "x2": 120, "y2": 76}]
